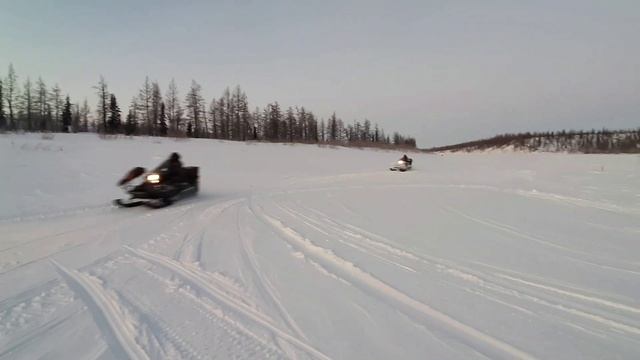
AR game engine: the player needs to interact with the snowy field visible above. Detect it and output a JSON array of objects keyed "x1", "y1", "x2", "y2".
[{"x1": 1, "y1": 133, "x2": 639, "y2": 360}]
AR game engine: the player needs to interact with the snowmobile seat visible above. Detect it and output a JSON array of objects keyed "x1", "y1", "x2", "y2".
[{"x1": 183, "y1": 166, "x2": 199, "y2": 185}]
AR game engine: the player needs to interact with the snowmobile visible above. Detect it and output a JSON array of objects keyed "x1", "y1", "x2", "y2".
[
  {"x1": 389, "y1": 157, "x2": 412, "y2": 172},
  {"x1": 114, "y1": 162, "x2": 199, "y2": 208}
]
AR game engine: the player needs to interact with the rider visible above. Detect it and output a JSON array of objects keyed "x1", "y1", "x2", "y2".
[
  {"x1": 400, "y1": 154, "x2": 412, "y2": 165},
  {"x1": 163, "y1": 152, "x2": 183, "y2": 184}
]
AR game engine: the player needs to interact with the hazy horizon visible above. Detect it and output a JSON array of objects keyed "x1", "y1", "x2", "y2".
[{"x1": 1, "y1": 0, "x2": 639, "y2": 147}]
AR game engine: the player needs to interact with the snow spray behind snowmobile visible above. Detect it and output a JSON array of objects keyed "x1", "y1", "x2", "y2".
[{"x1": 114, "y1": 158, "x2": 199, "y2": 208}]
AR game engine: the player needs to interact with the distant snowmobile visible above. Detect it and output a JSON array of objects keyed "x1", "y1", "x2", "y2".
[
  {"x1": 114, "y1": 154, "x2": 199, "y2": 208},
  {"x1": 389, "y1": 155, "x2": 413, "y2": 172}
]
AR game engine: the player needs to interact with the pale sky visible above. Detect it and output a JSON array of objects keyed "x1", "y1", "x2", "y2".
[{"x1": 1, "y1": 0, "x2": 639, "y2": 147}]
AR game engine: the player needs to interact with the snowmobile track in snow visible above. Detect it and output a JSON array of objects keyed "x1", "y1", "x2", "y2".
[
  {"x1": 443, "y1": 205, "x2": 640, "y2": 275},
  {"x1": 124, "y1": 246, "x2": 331, "y2": 360},
  {"x1": 250, "y1": 202, "x2": 537, "y2": 360},
  {"x1": 170, "y1": 198, "x2": 244, "y2": 263},
  {"x1": 237, "y1": 203, "x2": 310, "y2": 343},
  {"x1": 266, "y1": 198, "x2": 640, "y2": 344},
  {"x1": 51, "y1": 260, "x2": 150, "y2": 360}
]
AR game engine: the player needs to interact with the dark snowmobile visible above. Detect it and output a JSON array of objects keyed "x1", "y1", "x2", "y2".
[{"x1": 114, "y1": 157, "x2": 199, "y2": 208}]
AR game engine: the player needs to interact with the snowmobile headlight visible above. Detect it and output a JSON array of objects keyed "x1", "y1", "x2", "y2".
[
  {"x1": 397, "y1": 160, "x2": 405, "y2": 165},
  {"x1": 146, "y1": 173, "x2": 160, "y2": 184}
]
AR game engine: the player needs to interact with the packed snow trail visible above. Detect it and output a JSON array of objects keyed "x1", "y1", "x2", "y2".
[
  {"x1": 250, "y1": 202, "x2": 536, "y2": 360},
  {"x1": 51, "y1": 260, "x2": 150, "y2": 360},
  {"x1": 1, "y1": 133, "x2": 640, "y2": 359}
]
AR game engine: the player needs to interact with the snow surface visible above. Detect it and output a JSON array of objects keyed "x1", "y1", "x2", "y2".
[{"x1": 1, "y1": 133, "x2": 640, "y2": 359}]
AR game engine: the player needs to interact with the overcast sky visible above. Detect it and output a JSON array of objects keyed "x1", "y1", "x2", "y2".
[{"x1": 1, "y1": 0, "x2": 639, "y2": 147}]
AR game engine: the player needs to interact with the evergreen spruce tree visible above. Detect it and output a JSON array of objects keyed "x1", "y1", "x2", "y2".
[
  {"x1": 285, "y1": 107, "x2": 295, "y2": 142},
  {"x1": 124, "y1": 110, "x2": 137, "y2": 135},
  {"x1": 328, "y1": 112, "x2": 338, "y2": 142},
  {"x1": 252, "y1": 106, "x2": 263, "y2": 139},
  {"x1": 124, "y1": 98, "x2": 138, "y2": 135},
  {"x1": 108, "y1": 94, "x2": 121, "y2": 133},
  {"x1": 268, "y1": 102, "x2": 281, "y2": 141},
  {"x1": 151, "y1": 81, "x2": 161, "y2": 135},
  {"x1": 159, "y1": 102, "x2": 168, "y2": 136},
  {"x1": 308, "y1": 112, "x2": 318, "y2": 142},
  {"x1": 61, "y1": 96, "x2": 72, "y2": 133}
]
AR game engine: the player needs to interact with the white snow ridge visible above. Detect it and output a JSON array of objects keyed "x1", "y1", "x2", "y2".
[{"x1": 1, "y1": 133, "x2": 639, "y2": 359}]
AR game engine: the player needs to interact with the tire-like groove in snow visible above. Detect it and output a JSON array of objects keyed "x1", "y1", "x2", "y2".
[
  {"x1": 264, "y1": 183, "x2": 640, "y2": 217},
  {"x1": 250, "y1": 203, "x2": 536, "y2": 360},
  {"x1": 118, "y1": 294, "x2": 206, "y2": 360},
  {"x1": 125, "y1": 253, "x2": 286, "y2": 359},
  {"x1": 301, "y1": 203, "x2": 640, "y2": 337},
  {"x1": 124, "y1": 246, "x2": 331, "y2": 360},
  {"x1": 173, "y1": 198, "x2": 243, "y2": 263},
  {"x1": 50, "y1": 260, "x2": 150, "y2": 360},
  {"x1": 0, "y1": 311, "x2": 76, "y2": 359},
  {"x1": 237, "y1": 204, "x2": 309, "y2": 341},
  {"x1": 298, "y1": 204, "x2": 422, "y2": 262},
  {"x1": 444, "y1": 205, "x2": 640, "y2": 275},
  {"x1": 278, "y1": 202, "x2": 418, "y2": 272},
  {"x1": 495, "y1": 273, "x2": 640, "y2": 316}
]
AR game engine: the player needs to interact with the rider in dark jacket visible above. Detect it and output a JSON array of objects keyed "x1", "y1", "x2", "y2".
[
  {"x1": 400, "y1": 154, "x2": 412, "y2": 165},
  {"x1": 163, "y1": 152, "x2": 183, "y2": 183}
]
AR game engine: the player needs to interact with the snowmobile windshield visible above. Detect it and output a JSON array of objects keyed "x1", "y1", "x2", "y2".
[
  {"x1": 154, "y1": 157, "x2": 181, "y2": 172},
  {"x1": 154, "y1": 159, "x2": 171, "y2": 172}
]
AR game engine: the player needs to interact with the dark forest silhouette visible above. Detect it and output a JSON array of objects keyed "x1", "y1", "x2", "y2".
[
  {"x1": 0, "y1": 64, "x2": 417, "y2": 149},
  {"x1": 426, "y1": 129, "x2": 640, "y2": 153}
]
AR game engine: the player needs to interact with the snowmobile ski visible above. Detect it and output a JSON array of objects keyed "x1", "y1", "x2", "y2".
[
  {"x1": 114, "y1": 199, "x2": 146, "y2": 207},
  {"x1": 144, "y1": 198, "x2": 173, "y2": 209}
]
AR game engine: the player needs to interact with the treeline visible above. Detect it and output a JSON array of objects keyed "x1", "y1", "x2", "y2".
[
  {"x1": 425, "y1": 129, "x2": 640, "y2": 153},
  {"x1": 0, "y1": 65, "x2": 90, "y2": 133},
  {"x1": 0, "y1": 64, "x2": 417, "y2": 148}
]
